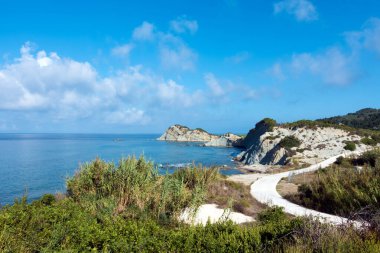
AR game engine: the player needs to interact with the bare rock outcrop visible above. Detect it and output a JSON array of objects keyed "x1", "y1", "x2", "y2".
[
  {"x1": 157, "y1": 125, "x2": 219, "y2": 142},
  {"x1": 204, "y1": 133, "x2": 243, "y2": 147},
  {"x1": 237, "y1": 119, "x2": 370, "y2": 166}
]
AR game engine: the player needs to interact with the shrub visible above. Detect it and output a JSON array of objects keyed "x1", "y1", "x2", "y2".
[
  {"x1": 39, "y1": 194, "x2": 56, "y2": 206},
  {"x1": 257, "y1": 206, "x2": 287, "y2": 224},
  {"x1": 256, "y1": 118, "x2": 277, "y2": 131},
  {"x1": 195, "y1": 128, "x2": 208, "y2": 133},
  {"x1": 362, "y1": 137, "x2": 377, "y2": 146},
  {"x1": 344, "y1": 141, "x2": 356, "y2": 151},
  {"x1": 293, "y1": 150, "x2": 380, "y2": 220},
  {"x1": 279, "y1": 136, "x2": 301, "y2": 149},
  {"x1": 1, "y1": 183, "x2": 380, "y2": 251},
  {"x1": 66, "y1": 156, "x2": 217, "y2": 221}
]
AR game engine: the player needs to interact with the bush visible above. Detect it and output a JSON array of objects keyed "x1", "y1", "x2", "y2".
[
  {"x1": 1, "y1": 180, "x2": 380, "y2": 251},
  {"x1": 344, "y1": 141, "x2": 356, "y2": 151},
  {"x1": 66, "y1": 156, "x2": 218, "y2": 221},
  {"x1": 279, "y1": 136, "x2": 301, "y2": 149},
  {"x1": 294, "y1": 150, "x2": 380, "y2": 220},
  {"x1": 258, "y1": 206, "x2": 287, "y2": 224},
  {"x1": 256, "y1": 118, "x2": 277, "y2": 131},
  {"x1": 362, "y1": 137, "x2": 377, "y2": 146}
]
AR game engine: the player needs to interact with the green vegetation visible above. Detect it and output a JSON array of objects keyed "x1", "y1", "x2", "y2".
[
  {"x1": 344, "y1": 141, "x2": 357, "y2": 151},
  {"x1": 2, "y1": 155, "x2": 380, "y2": 252},
  {"x1": 362, "y1": 137, "x2": 379, "y2": 146},
  {"x1": 319, "y1": 108, "x2": 380, "y2": 130},
  {"x1": 207, "y1": 179, "x2": 263, "y2": 216},
  {"x1": 194, "y1": 127, "x2": 208, "y2": 133},
  {"x1": 256, "y1": 118, "x2": 277, "y2": 131},
  {"x1": 283, "y1": 118, "x2": 380, "y2": 143},
  {"x1": 1, "y1": 198, "x2": 380, "y2": 252},
  {"x1": 290, "y1": 149, "x2": 380, "y2": 222},
  {"x1": 279, "y1": 136, "x2": 301, "y2": 149},
  {"x1": 67, "y1": 156, "x2": 216, "y2": 222}
]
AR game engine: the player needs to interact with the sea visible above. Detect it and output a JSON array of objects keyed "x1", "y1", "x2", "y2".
[{"x1": 0, "y1": 133, "x2": 243, "y2": 205}]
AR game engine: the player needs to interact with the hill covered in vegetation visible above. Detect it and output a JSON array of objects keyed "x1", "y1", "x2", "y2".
[
  {"x1": 319, "y1": 108, "x2": 380, "y2": 130},
  {"x1": 2, "y1": 156, "x2": 380, "y2": 252}
]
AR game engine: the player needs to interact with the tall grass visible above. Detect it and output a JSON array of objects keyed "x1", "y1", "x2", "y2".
[
  {"x1": 295, "y1": 149, "x2": 380, "y2": 222},
  {"x1": 66, "y1": 156, "x2": 220, "y2": 222}
]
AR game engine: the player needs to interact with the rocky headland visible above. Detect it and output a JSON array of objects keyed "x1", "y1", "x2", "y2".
[
  {"x1": 158, "y1": 112, "x2": 380, "y2": 170},
  {"x1": 236, "y1": 118, "x2": 376, "y2": 167},
  {"x1": 157, "y1": 124, "x2": 243, "y2": 146}
]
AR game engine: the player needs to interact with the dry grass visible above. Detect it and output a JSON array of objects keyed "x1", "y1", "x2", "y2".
[
  {"x1": 206, "y1": 179, "x2": 265, "y2": 217},
  {"x1": 277, "y1": 171, "x2": 317, "y2": 200}
]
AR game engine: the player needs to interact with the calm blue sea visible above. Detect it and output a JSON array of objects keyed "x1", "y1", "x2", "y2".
[{"x1": 0, "y1": 134, "x2": 243, "y2": 205}]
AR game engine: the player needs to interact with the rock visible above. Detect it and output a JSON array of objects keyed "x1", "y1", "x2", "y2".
[
  {"x1": 204, "y1": 133, "x2": 243, "y2": 147},
  {"x1": 157, "y1": 124, "x2": 219, "y2": 142},
  {"x1": 238, "y1": 120, "x2": 369, "y2": 166}
]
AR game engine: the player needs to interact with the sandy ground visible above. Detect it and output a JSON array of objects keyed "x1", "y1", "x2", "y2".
[
  {"x1": 228, "y1": 173, "x2": 265, "y2": 186},
  {"x1": 179, "y1": 204, "x2": 254, "y2": 225}
]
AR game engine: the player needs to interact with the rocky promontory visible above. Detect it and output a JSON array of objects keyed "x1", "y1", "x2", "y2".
[
  {"x1": 236, "y1": 118, "x2": 374, "y2": 166},
  {"x1": 157, "y1": 125, "x2": 219, "y2": 142},
  {"x1": 158, "y1": 117, "x2": 379, "y2": 166},
  {"x1": 157, "y1": 125, "x2": 243, "y2": 146}
]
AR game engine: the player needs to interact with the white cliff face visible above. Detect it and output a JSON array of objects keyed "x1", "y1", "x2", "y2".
[
  {"x1": 204, "y1": 133, "x2": 243, "y2": 147},
  {"x1": 238, "y1": 125, "x2": 369, "y2": 165},
  {"x1": 157, "y1": 125, "x2": 219, "y2": 142}
]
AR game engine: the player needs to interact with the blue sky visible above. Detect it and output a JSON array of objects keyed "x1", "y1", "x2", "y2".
[{"x1": 0, "y1": 0, "x2": 380, "y2": 134}]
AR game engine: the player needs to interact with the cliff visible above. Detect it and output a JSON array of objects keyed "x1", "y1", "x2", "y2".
[
  {"x1": 204, "y1": 133, "x2": 243, "y2": 147},
  {"x1": 158, "y1": 125, "x2": 243, "y2": 146},
  {"x1": 157, "y1": 125, "x2": 219, "y2": 142},
  {"x1": 237, "y1": 119, "x2": 372, "y2": 166}
]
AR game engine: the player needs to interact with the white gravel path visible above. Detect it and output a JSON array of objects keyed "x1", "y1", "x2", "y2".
[{"x1": 251, "y1": 150, "x2": 367, "y2": 228}]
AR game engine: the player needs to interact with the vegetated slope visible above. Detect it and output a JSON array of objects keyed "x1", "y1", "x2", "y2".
[
  {"x1": 286, "y1": 149, "x2": 380, "y2": 222},
  {"x1": 237, "y1": 118, "x2": 377, "y2": 166},
  {"x1": 319, "y1": 108, "x2": 380, "y2": 130},
  {"x1": 2, "y1": 156, "x2": 380, "y2": 251}
]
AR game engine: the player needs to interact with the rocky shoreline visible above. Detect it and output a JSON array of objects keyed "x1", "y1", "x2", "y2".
[
  {"x1": 158, "y1": 118, "x2": 379, "y2": 170},
  {"x1": 157, "y1": 124, "x2": 243, "y2": 147}
]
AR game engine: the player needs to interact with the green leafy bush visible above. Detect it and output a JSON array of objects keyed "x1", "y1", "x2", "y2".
[
  {"x1": 66, "y1": 156, "x2": 218, "y2": 221},
  {"x1": 344, "y1": 141, "x2": 356, "y2": 151},
  {"x1": 256, "y1": 118, "x2": 277, "y2": 131},
  {"x1": 279, "y1": 136, "x2": 301, "y2": 149},
  {"x1": 2, "y1": 156, "x2": 380, "y2": 252},
  {"x1": 362, "y1": 137, "x2": 377, "y2": 146}
]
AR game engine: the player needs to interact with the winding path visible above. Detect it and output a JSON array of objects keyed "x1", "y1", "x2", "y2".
[{"x1": 250, "y1": 151, "x2": 366, "y2": 227}]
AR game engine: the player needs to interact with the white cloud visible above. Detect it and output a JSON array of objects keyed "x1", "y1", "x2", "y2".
[
  {"x1": 204, "y1": 73, "x2": 225, "y2": 96},
  {"x1": 106, "y1": 108, "x2": 150, "y2": 125},
  {"x1": 268, "y1": 63, "x2": 286, "y2": 81},
  {"x1": 111, "y1": 43, "x2": 134, "y2": 57},
  {"x1": 170, "y1": 16, "x2": 198, "y2": 34},
  {"x1": 159, "y1": 34, "x2": 197, "y2": 71},
  {"x1": 274, "y1": 0, "x2": 318, "y2": 22},
  {"x1": 289, "y1": 48, "x2": 356, "y2": 85},
  {"x1": 157, "y1": 80, "x2": 203, "y2": 107},
  {"x1": 225, "y1": 51, "x2": 250, "y2": 64},
  {"x1": 0, "y1": 43, "x2": 205, "y2": 126},
  {"x1": 346, "y1": 18, "x2": 380, "y2": 56},
  {"x1": 159, "y1": 44, "x2": 197, "y2": 71},
  {"x1": 132, "y1": 21, "x2": 155, "y2": 41}
]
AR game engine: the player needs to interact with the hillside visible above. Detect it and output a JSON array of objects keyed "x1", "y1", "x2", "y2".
[
  {"x1": 318, "y1": 108, "x2": 380, "y2": 130},
  {"x1": 236, "y1": 118, "x2": 380, "y2": 166}
]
